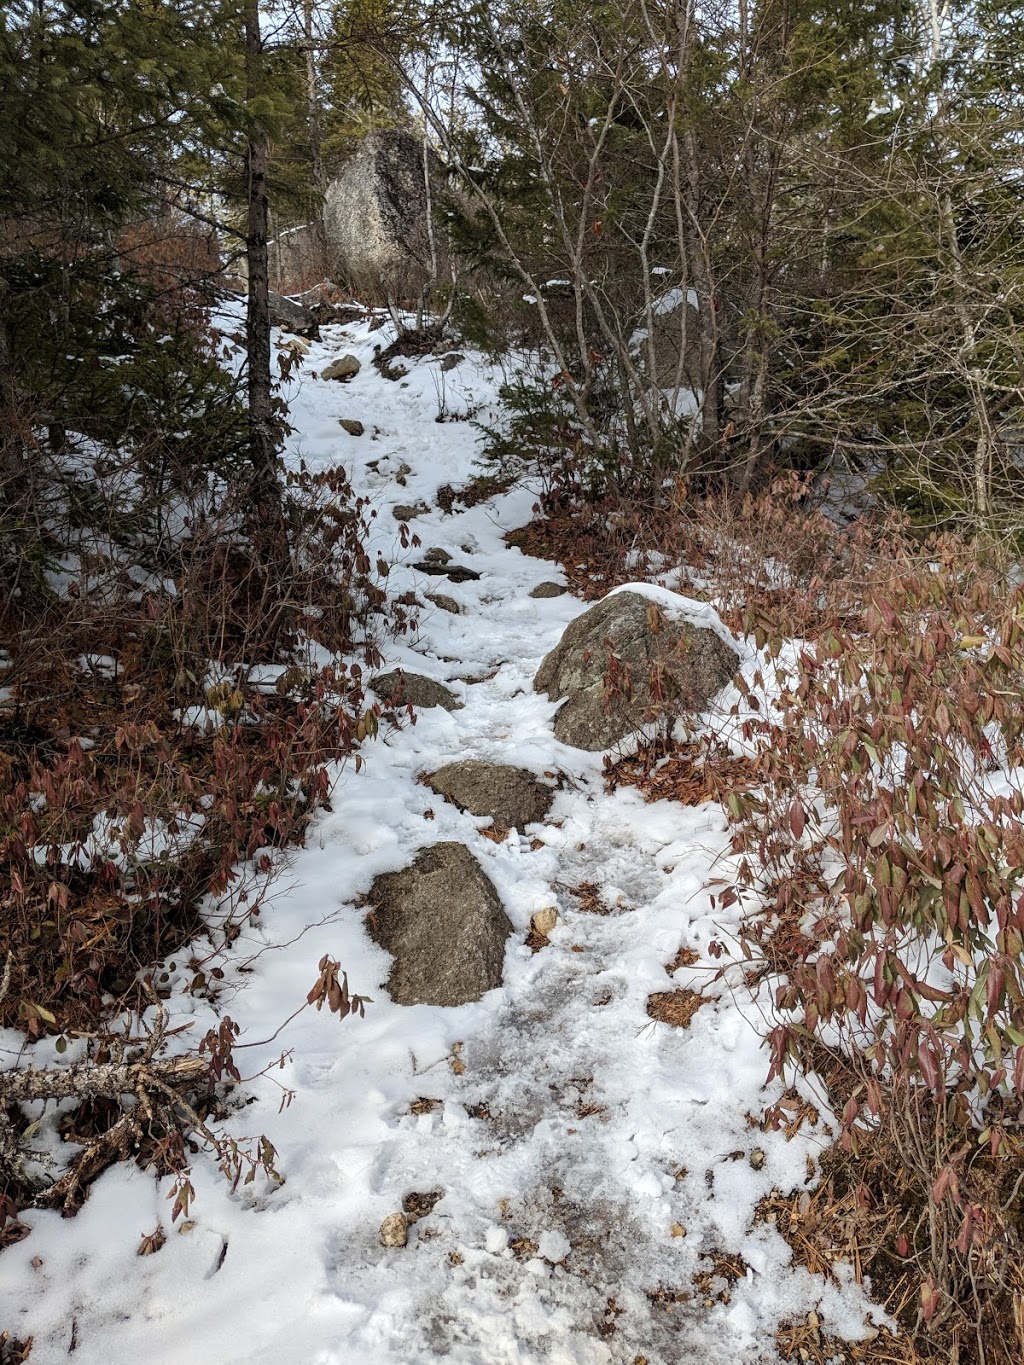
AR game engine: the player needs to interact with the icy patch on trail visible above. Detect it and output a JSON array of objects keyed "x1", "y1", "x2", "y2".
[{"x1": 0, "y1": 304, "x2": 887, "y2": 1363}]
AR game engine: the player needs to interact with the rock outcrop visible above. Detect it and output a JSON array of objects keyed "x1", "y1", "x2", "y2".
[
  {"x1": 534, "y1": 588, "x2": 739, "y2": 750},
  {"x1": 366, "y1": 843, "x2": 513, "y2": 1006}
]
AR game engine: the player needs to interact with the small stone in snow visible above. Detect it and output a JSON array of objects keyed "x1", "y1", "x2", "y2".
[
  {"x1": 426, "y1": 593, "x2": 461, "y2": 615},
  {"x1": 339, "y1": 419, "x2": 364, "y2": 436},
  {"x1": 538, "y1": 1230, "x2": 570, "y2": 1263},
  {"x1": 276, "y1": 336, "x2": 309, "y2": 356},
  {"x1": 529, "y1": 581, "x2": 567, "y2": 599},
  {"x1": 531, "y1": 907, "x2": 559, "y2": 937},
  {"x1": 379, "y1": 1212, "x2": 409, "y2": 1247},
  {"x1": 321, "y1": 354, "x2": 360, "y2": 381},
  {"x1": 749, "y1": 1148, "x2": 766, "y2": 1171}
]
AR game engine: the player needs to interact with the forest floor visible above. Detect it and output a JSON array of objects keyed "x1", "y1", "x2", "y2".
[{"x1": 0, "y1": 309, "x2": 887, "y2": 1363}]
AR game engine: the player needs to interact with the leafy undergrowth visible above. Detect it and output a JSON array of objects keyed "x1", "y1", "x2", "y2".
[
  {"x1": 587, "y1": 488, "x2": 1024, "y2": 1363},
  {"x1": 505, "y1": 487, "x2": 672, "y2": 600},
  {"x1": 604, "y1": 736, "x2": 760, "y2": 806},
  {"x1": 0, "y1": 462, "x2": 403, "y2": 1228},
  {"x1": 507, "y1": 471, "x2": 889, "y2": 634}
]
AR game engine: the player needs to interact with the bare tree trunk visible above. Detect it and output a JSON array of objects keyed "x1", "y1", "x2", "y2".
[
  {"x1": 302, "y1": 0, "x2": 329, "y2": 271},
  {"x1": 243, "y1": 0, "x2": 287, "y2": 547},
  {"x1": 926, "y1": 0, "x2": 993, "y2": 521},
  {"x1": 676, "y1": 127, "x2": 722, "y2": 452}
]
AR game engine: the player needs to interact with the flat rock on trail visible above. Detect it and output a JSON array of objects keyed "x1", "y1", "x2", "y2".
[{"x1": 1, "y1": 307, "x2": 883, "y2": 1365}]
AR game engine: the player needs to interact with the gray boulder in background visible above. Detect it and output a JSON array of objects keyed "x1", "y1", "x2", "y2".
[
  {"x1": 366, "y1": 842, "x2": 513, "y2": 1006},
  {"x1": 534, "y1": 589, "x2": 740, "y2": 751},
  {"x1": 320, "y1": 354, "x2": 361, "y2": 381},
  {"x1": 323, "y1": 130, "x2": 450, "y2": 301},
  {"x1": 267, "y1": 291, "x2": 319, "y2": 339}
]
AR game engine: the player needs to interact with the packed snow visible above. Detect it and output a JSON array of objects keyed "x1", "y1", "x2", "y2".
[{"x1": 0, "y1": 306, "x2": 887, "y2": 1363}]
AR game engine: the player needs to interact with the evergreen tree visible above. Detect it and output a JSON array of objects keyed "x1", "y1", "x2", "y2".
[
  {"x1": 0, "y1": 0, "x2": 251, "y2": 603},
  {"x1": 320, "y1": 0, "x2": 413, "y2": 175}
]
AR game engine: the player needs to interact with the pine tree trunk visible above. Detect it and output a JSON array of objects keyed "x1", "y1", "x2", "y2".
[
  {"x1": 0, "y1": 302, "x2": 18, "y2": 464},
  {"x1": 0, "y1": 289, "x2": 27, "y2": 594}
]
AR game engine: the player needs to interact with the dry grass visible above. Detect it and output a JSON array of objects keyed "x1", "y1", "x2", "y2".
[{"x1": 757, "y1": 1077, "x2": 1024, "y2": 1365}]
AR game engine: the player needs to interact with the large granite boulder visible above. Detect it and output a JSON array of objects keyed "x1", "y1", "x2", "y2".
[
  {"x1": 426, "y1": 760, "x2": 554, "y2": 830},
  {"x1": 366, "y1": 843, "x2": 513, "y2": 1006},
  {"x1": 534, "y1": 588, "x2": 740, "y2": 750},
  {"x1": 323, "y1": 130, "x2": 452, "y2": 301}
]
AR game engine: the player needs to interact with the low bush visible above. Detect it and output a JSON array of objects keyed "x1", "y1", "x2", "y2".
[
  {"x1": 721, "y1": 534, "x2": 1024, "y2": 1362},
  {"x1": 0, "y1": 446, "x2": 401, "y2": 1226}
]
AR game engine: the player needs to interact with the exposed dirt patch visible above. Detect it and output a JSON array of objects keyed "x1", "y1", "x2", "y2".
[
  {"x1": 667, "y1": 947, "x2": 700, "y2": 973},
  {"x1": 645, "y1": 990, "x2": 704, "y2": 1029},
  {"x1": 562, "y1": 881, "x2": 613, "y2": 916},
  {"x1": 438, "y1": 474, "x2": 516, "y2": 514},
  {"x1": 408, "y1": 1097, "x2": 443, "y2": 1116},
  {"x1": 692, "y1": 1250, "x2": 750, "y2": 1306},
  {"x1": 403, "y1": 1190, "x2": 444, "y2": 1222}
]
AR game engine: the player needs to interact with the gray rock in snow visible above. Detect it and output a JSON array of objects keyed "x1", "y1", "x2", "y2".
[
  {"x1": 267, "y1": 291, "x2": 319, "y2": 339},
  {"x1": 426, "y1": 760, "x2": 554, "y2": 830},
  {"x1": 372, "y1": 669, "x2": 462, "y2": 712},
  {"x1": 425, "y1": 593, "x2": 462, "y2": 615},
  {"x1": 321, "y1": 354, "x2": 361, "y2": 382},
  {"x1": 529, "y1": 582, "x2": 568, "y2": 599},
  {"x1": 366, "y1": 842, "x2": 513, "y2": 1006},
  {"x1": 421, "y1": 546, "x2": 452, "y2": 565},
  {"x1": 412, "y1": 561, "x2": 481, "y2": 582},
  {"x1": 534, "y1": 590, "x2": 739, "y2": 751}
]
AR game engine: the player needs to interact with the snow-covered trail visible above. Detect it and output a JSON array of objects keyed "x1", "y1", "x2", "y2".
[{"x1": 2, "y1": 315, "x2": 880, "y2": 1363}]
